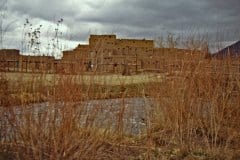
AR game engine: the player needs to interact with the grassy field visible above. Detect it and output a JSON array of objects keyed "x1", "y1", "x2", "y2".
[
  {"x1": 3, "y1": 72, "x2": 166, "y2": 85},
  {"x1": 1, "y1": 72, "x2": 166, "y2": 105}
]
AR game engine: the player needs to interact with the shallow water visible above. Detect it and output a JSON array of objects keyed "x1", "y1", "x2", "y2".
[{"x1": 1, "y1": 98, "x2": 155, "y2": 136}]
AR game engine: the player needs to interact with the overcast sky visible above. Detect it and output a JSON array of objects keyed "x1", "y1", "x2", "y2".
[{"x1": 1, "y1": 0, "x2": 240, "y2": 55}]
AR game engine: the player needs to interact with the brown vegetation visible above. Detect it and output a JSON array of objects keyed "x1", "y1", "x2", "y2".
[{"x1": 0, "y1": 39, "x2": 240, "y2": 159}]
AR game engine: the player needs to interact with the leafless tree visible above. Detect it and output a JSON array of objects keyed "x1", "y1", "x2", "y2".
[
  {"x1": 154, "y1": 36, "x2": 165, "y2": 48},
  {"x1": 155, "y1": 33, "x2": 180, "y2": 49},
  {"x1": 166, "y1": 32, "x2": 179, "y2": 49}
]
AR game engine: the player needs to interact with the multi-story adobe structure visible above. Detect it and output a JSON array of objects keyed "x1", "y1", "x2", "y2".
[
  {"x1": 62, "y1": 34, "x2": 204, "y2": 74},
  {"x1": 1, "y1": 34, "x2": 206, "y2": 74},
  {"x1": 63, "y1": 35, "x2": 155, "y2": 73}
]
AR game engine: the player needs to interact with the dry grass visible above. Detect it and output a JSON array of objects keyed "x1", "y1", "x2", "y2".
[
  {"x1": 0, "y1": 50, "x2": 240, "y2": 159},
  {"x1": 4, "y1": 72, "x2": 165, "y2": 86},
  {"x1": 145, "y1": 58, "x2": 240, "y2": 159}
]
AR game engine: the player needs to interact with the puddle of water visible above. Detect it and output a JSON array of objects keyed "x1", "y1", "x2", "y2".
[{"x1": 1, "y1": 98, "x2": 155, "y2": 135}]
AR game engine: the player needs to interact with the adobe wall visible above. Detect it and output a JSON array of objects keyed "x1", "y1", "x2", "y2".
[
  {"x1": 0, "y1": 49, "x2": 20, "y2": 60},
  {"x1": 0, "y1": 49, "x2": 21, "y2": 71},
  {"x1": 1, "y1": 34, "x2": 206, "y2": 74}
]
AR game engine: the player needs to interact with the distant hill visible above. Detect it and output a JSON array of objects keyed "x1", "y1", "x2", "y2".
[{"x1": 212, "y1": 41, "x2": 240, "y2": 58}]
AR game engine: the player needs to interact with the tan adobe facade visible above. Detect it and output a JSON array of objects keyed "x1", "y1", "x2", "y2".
[
  {"x1": 0, "y1": 49, "x2": 55, "y2": 73},
  {"x1": 1, "y1": 34, "x2": 205, "y2": 74},
  {"x1": 63, "y1": 34, "x2": 155, "y2": 73},
  {"x1": 62, "y1": 34, "x2": 203, "y2": 74},
  {"x1": 0, "y1": 49, "x2": 21, "y2": 72}
]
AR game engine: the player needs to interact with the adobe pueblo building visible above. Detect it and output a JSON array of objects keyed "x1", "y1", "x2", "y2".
[
  {"x1": 0, "y1": 34, "x2": 204, "y2": 74},
  {"x1": 62, "y1": 34, "x2": 203, "y2": 74}
]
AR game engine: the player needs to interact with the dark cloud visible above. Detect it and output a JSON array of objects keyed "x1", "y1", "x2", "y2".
[
  {"x1": 9, "y1": 0, "x2": 79, "y2": 21},
  {"x1": 76, "y1": 0, "x2": 240, "y2": 40},
  {"x1": 2, "y1": 0, "x2": 240, "y2": 51}
]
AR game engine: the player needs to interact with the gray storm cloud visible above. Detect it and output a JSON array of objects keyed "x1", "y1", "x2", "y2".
[{"x1": 1, "y1": 0, "x2": 240, "y2": 51}]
